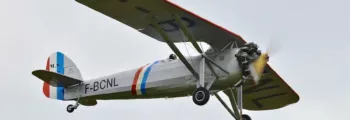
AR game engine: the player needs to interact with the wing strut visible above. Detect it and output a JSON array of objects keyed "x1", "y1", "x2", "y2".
[
  {"x1": 173, "y1": 14, "x2": 203, "y2": 53},
  {"x1": 151, "y1": 15, "x2": 219, "y2": 90},
  {"x1": 152, "y1": 14, "x2": 229, "y2": 88},
  {"x1": 173, "y1": 14, "x2": 231, "y2": 89},
  {"x1": 174, "y1": 14, "x2": 228, "y2": 76},
  {"x1": 151, "y1": 17, "x2": 199, "y2": 80},
  {"x1": 214, "y1": 86, "x2": 245, "y2": 120}
]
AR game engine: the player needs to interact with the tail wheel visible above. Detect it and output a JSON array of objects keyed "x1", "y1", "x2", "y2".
[
  {"x1": 192, "y1": 87, "x2": 210, "y2": 106},
  {"x1": 66, "y1": 104, "x2": 75, "y2": 113},
  {"x1": 242, "y1": 114, "x2": 252, "y2": 120}
]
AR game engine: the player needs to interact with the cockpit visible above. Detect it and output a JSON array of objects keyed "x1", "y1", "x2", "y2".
[
  {"x1": 168, "y1": 54, "x2": 177, "y2": 60},
  {"x1": 159, "y1": 54, "x2": 178, "y2": 63}
]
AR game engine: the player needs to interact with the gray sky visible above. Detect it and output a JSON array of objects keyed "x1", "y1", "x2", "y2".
[{"x1": 1, "y1": 0, "x2": 349, "y2": 119}]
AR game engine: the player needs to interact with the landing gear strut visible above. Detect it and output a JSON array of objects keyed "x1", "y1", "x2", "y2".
[
  {"x1": 66, "y1": 100, "x2": 80, "y2": 113},
  {"x1": 66, "y1": 83, "x2": 81, "y2": 113},
  {"x1": 192, "y1": 58, "x2": 211, "y2": 106}
]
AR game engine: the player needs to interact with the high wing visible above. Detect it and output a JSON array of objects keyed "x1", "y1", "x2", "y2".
[
  {"x1": 241, "y1": 70, "x2": 299, "y2": 110},
  {"x1": 75, "y1": 0, "x2": 245, "y2": 52},
  {"x1": 75, "y1": 0, "x2": 299, "y2": 110}
]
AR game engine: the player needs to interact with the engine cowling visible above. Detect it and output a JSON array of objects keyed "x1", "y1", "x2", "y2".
[{"x1": 235, "y1": 42, "x2": 269, "y2": 83}]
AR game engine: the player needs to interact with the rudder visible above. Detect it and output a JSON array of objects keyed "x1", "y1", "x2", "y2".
[{"x1": 43, "y1": 52, "x2": 83, "y2": 100}]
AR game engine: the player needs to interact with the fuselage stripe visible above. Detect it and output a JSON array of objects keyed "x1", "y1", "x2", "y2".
[
  {"x1": 56, "y1": 52, "x2": 65, "y2": 100},
  {"x1": 132, "y1": 65, "x2": 146, "y2": 95},
  {"x1": 136, "y1": 64, "x2": 150, "y2": 95},
  {"x1": 49, "y1": 54, "x2": 57, "y2": 99},
  {"x1": 140, "y1": 61, "x2": 159, "y2": 94},
  {"x1": 43, "y1": 57, "x2": 50, "y2": 98},
  {"x1": 131, "y1": 61, "x2": 160, "y2": 95}
]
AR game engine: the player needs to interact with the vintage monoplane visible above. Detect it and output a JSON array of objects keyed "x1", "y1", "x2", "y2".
[{"x1": 32, "y1": 0, "x2": 299, "y2": 120}]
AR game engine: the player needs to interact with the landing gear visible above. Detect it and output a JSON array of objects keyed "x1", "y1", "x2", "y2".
[
  {"x1": 66, "y1": 84, "x2": 81, "y2": 113},
  {"x1": 66, "y1": 102, "x2": 79, "y2": 113},
  {"x1": 192, "y1": 58, "x2": 215, "y2": 106},
  {"x1": 242, "y1": 114, "x2": 252, "y2": 120},
  {"x1": 66, "y1": 104, "x2": 75, "y2": 113},
  {"x1": 192, "y1": 87, "x2": 210, "y2": 106}
]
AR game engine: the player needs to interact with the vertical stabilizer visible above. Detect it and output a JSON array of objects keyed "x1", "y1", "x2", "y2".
[{"x1": 42, "y1": 52, "x2": 83, "y2": 100}]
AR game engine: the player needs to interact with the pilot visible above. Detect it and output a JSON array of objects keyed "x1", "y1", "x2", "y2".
[{"x1": 169, "y1": 54, "x2": 177, "y2": 60}]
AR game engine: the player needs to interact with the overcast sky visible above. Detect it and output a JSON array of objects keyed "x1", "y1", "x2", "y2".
[{"x1": 1, "y1": 0, "x2": 349, "y2": 119}]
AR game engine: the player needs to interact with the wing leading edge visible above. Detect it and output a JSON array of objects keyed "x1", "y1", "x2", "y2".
[
  {"x1": 75, "y1": 0, "x2": 299, "y2": 110},
  {"x1": 75, "y1": 0, "x2": 245, "y2": 51}
]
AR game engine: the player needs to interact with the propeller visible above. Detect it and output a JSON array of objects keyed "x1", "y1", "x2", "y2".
[{"x1": 248, "y1": 35, "x2": 282, "y2": 84}]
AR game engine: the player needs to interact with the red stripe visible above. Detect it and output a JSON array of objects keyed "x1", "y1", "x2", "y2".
[
  {"x1": 43, "y1": 57, "x2": 50, "y2": 98},
  {"x1": 131, "y1": 65, "x2": 146, "y2": 95}
]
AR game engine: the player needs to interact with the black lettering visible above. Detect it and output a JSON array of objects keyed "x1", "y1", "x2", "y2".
[
  {"x1": 107, "y1": 79, "x2": 113, "y2": 88},
  {"x1": 119, "y1": 0, "x2": 127, "y2": 3},
  {"x1": 158, "y1": 19, "x2": 179, "y2": 32},
  {"x1": 100, "y1": 80, "x2": 106, "y2": 90},
  {"x1": 181, "y1": 17, "x2": 195, "y2": 28},
  {"x1": 245, "y1": 85, "x2": 280, "y2": 94},
  {"x1": 85, "y1": 84, "x2": 90, "y2": 93},
  {"x1": 243, "y1": 78, "x2": 288, "y2": 108},
  {"x1": 150, "y1": 17, "x2": 196, "y2": 32},
  {"x1": 252, "y1": 92, "x2": 287, "y2": 108},
  {"x1": 135, "y1": 6, "x2": 151, "y2": 13},
  {"x1": 50, "y1": 64, "x2": 61, "y2": 68},
  {"x1": 243, "y1": 78, "x2": 274, "y2": 94},
  {"x1": 93, "y1": 82, "x2": 99, "y2": 91},
  {"x1": 113, "y1": 78, "x2": 118, "y2": 87}
]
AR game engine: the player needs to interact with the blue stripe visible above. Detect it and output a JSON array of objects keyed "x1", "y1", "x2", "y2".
[
  {"x1": 56, "y1": 52, "x2": 65, "y2": 100},
  {"x1": 140, "y1": 61, "x2": 159, "y2": 94}
]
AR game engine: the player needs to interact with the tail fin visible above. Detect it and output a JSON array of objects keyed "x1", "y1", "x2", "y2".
[{"x1": 43, "y1": 52, "x2": 83, "y2": 100}]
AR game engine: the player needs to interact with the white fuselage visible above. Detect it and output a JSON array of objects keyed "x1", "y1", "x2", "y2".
[{"x1": 64, "y1": 48, "x2": 242, "y2": 100}]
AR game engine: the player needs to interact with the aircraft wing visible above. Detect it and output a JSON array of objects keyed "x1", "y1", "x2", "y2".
[
  {"x1": 76, "y1": 0, "x2": 299, "y2": 110},
  {"x1": 240, "y1": 67, "x2": 300, "y2": 110},
  {"x1": 75, "y1": 0, "x2": 245, "y2": 52}
]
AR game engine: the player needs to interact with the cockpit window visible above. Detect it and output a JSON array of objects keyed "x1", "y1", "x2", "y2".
[{"x1": 169, "y1": 54, "x2": 177, "y2": 60}]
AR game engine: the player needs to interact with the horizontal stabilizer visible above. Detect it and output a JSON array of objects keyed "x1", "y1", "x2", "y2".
[{"x1": 32, "y1": 70, "x2": 83, "y2": 87}]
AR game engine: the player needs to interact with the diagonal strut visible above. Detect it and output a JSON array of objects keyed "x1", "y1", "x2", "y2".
[
  {"x1": 151, "y1": 17, "x2": 199, "y2": 80},
  {"x1": 173, "y1": 14, "x2": 225, "y2": 80}
]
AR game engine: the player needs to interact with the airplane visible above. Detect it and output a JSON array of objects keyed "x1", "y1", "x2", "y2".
[{"x1": 31, "y1": 0, "x2": 300, "y2": 120}]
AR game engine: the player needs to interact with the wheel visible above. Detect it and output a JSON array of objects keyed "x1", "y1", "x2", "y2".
[
  {"x1": 66, "y1": 104, "x2": 75, "y2": 113},
  {"x1": 242, "y1": 114, "x2": 251, "y2": 120},
  {"x1": 192, "y1": 87, "x2": 210, "y2": 106}
]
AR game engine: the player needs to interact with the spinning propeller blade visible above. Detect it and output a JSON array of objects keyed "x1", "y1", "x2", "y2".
[
  {"x1": 248, "y1": 36, "x2": 281, "y2": 84},
  {"x1": 266, "y1": 35, "x2": 282, "y2": 56},
  {"x1": 249, "y1": 52, "x2": 269, "y2": 84}
]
